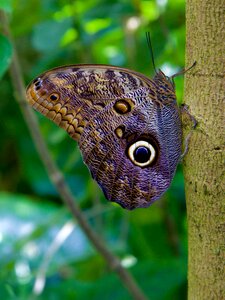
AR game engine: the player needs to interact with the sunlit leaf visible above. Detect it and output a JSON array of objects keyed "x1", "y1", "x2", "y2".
[
  {"x1": 141, "y1": 1, "x2": 159, "y2": 21},
  {"x1": 84, "y1": 18, "x2": 111, "y2": 34},
  {"x1": 60, "y1": 28, "x2": 78, "y2": 46}
]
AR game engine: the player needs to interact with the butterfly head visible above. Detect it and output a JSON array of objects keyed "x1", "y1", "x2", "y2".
[{"x1": 153, "y1": 70, "x2": 175, "y2": 91}]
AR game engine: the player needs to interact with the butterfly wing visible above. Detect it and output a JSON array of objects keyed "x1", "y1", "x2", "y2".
[{"x1": 26, "y1": 65, "x2": 182, "y2": 209}]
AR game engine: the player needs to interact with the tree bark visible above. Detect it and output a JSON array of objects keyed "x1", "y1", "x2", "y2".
[{"x1": 184, "y1": 1, "x2": 224, "y2": 299}]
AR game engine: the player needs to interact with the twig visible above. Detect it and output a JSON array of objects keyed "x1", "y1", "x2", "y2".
[
  {"x1": 0, "y1": 11, "x2": 148, "y2": 300},
  {"x1": 33, "y1": 221, "x2": 75, "y2": 297}
]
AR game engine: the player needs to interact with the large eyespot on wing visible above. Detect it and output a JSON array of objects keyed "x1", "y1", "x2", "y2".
[{"x1": 127, "y1": 140, "x2": 157, "y2": 167}]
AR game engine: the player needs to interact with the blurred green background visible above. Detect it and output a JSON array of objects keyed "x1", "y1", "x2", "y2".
[{"x1": 0, "y1": 0, "x2": 188, "y2": 299}]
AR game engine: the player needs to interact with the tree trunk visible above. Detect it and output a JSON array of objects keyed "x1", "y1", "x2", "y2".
[{"x1": 184, "y1": 1, "x2": 224, "y2": 299}]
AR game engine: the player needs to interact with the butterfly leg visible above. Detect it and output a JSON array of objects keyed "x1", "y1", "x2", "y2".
[{"x1": 180, "y1": 104, "x2": 197, "y2": 159}]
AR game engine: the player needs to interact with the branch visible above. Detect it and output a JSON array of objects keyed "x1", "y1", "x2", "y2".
[{"x1": 0, "y1": 11, "x2": 148, "y2": 300}]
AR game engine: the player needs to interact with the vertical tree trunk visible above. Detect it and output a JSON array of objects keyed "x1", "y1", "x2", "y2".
[{"x1": 184, "y1": 1, "x2": 224, "y2": 299}]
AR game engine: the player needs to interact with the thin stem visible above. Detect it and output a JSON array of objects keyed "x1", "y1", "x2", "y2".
[{"x1": 0, "y1": 11, "x2": 148, "y2": 300}]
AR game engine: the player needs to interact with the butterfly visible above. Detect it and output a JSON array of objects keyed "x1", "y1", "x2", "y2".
[{"x1": 26, "y1": 63, "x2": 182, "y2": 210}]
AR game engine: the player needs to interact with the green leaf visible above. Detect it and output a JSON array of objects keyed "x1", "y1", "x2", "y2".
[
  {"x1": 0, "y1": 0, "x2": 12, "y2": 12},
  {"x1": 32, "y1": 19, "x2": 72, "y2": 52},
  {"x1": 0, "y1": 34, "x2": 12, "y2": 79}
]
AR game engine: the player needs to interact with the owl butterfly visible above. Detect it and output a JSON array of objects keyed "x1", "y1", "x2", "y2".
[{"x1": 26, "y1": 45, "x2": 194, "y2": 210}]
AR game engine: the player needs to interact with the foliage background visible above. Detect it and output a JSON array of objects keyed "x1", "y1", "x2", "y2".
[{"x1": 0, "y1": 0, "x2": 188, "y2": 299}]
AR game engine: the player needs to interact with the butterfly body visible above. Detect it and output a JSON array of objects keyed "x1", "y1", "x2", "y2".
[{"x1": 26, "y1": 65, "x2": 182, "y2": 209}]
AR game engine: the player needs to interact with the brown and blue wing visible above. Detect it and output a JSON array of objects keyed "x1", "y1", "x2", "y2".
[{"x1": 26, "y1": 65, "x2": 182, "y2": 209}]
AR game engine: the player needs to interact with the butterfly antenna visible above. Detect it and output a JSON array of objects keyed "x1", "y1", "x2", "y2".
[
  {"x1": 171, "y1": 61, "x2": 197, "y2": 80},
  {"x1": 170, "y1": 61, "x2": 196, "y2": 87},
  {"x1": 146, "y1": 32, "x2": 157, "y2": 74}
]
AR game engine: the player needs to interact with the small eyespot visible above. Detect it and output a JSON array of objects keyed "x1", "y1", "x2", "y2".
[
  {"x1": 33, "y1": 78, "x2": 40, "y2": 84},
  {"x1": 113, "y1": 99, "x2": 132, "y2": 114},
  {"x1": 34, "y1": 78, "x2": 42, "y2": 90},
  {"x1": 49, "y1": 93, "x2": 59, "y2": 101},
  {"x1": 115, "y1": 125, "x2": 125, "y2": 138},
  {"x1": 127, "y1": 140, "x2": 156, "y2": 167}
]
